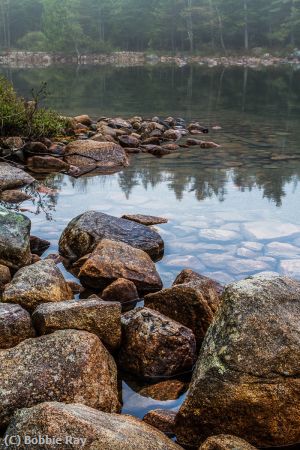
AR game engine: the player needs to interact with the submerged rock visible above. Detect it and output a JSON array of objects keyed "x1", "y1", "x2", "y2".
[
  {"x1": 79, "y1": 239, "x2": 162, "y2": 294},
  {"x1": 0, "y1": 330, "x2": 120, "y2": 428},
  {"x1": 0, "y1": 206, "x2": 32, "y2": 269},
  {"x1": 0, "y1": 162, "x2": 35, "y2": 191},
  {"x1": 0, "y1": 303, "x2": 35, "y2": 349},
  {"x1": 145, "y1": 270, "x2": 221, "y2": 348},
  {"x1": 121, "y1": 214, "x2": 168, "y2": 225},
  {"x1": 199, "y1": 435, "x2": 258, "y2": 450},
  {"x1": 0, "y1": 189, "x2": 32, "y2": 203},
  {"x1": 64, "y1": 140, "x2": 128, "y2": 169},
  {"x1": 58, "y1": 210, "x2": 164, "y2": 262},
  {"x1": 2, "y1": 402, "x2": 181, "y2": 450},
  {"x1": 175, "y1": 274, "x2": 300, "y2": 448},
  {"x1": 2, "y1": 260, "x2": 73, "y2": 312},
  {"x1": 118, "y1": 307, "x2": 196, "y2": 379},
  {"x1": 32, "y1": 298, "x2": 121, "y2": 352}
]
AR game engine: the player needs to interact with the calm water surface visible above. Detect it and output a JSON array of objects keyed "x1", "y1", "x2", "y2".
[{"x1": 2, "y1": 64, "x2": 300, "y2": 420}]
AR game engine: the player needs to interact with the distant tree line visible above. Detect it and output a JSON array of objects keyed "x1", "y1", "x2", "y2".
[{"x1": 0, "y1": 0, "x2": 300, "y2": 54}]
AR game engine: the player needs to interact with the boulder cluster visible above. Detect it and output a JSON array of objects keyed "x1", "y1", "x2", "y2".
[{"x1": 0, "y1": 199, "x2": 299, "y2": 449}]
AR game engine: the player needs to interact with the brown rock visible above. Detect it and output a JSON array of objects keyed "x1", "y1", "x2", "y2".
[
  {"x1": 30, "y1": 235, "x2": 51, "y2": 256},
  {"x1": 174, "y1": 268, "x2": 224, "y2": 298},
  {"x1": 28, "y1": 155, "x2": 70, "y2": 172},
  {"x1": 163, "y1": 129, "x2": 181, "y2": 140},
  {"x1": 143, "y1": 409, "x2": 176, "y2": 434},
  {"x1": 108, "y1": 117, "x2": 132, "y2": 129},
  {"x1": 118, "y1": 307, "x2": 197, "y2": 379},
  {"x1": 79, "y1": 239, "x2": 162, "y2": 294},
  {"x1": 64, "y1": 140, "x2": 128, "y2": 169},
  {"x1": 175, "y1": 274, "x2": 300, "y2": 448},
  {"x1": 0, "y1": 330, "x2": 120, "y2": 428},
  {"x1": 1, "y1": 136, "x2": 23, "y2": 149},
  {"x1": 121, "y1": 214, "x2": 168, "y2": 226},
  {"x1": 162, "y1": 143, "x2": 179, "y2": 151},
  {"x1": 145, "y1": 270, "x2": 221, "y2": 348},
  {"x1": 199, "y1": 434, "x2": 258, "y2": 450},
  {"x1": 2, "y1": 402, "x2": 181, "y2": 450},
  {"x1": 32, "y1": 298, "x2": 121, "y2": 352},
  {"x1": 147, "y1": 146, "x2": 173, "y2": 157},
  {"x1": 118, "y1": 135, "x2": 140, "y2": 148},
  {"x1": 23, "y1": 141, "x2": 49, "y2": 154},
  {"x1": 0, "y1": 303, "x2": 35, "y2": 349},
  {"x1": 74, "y1": 114, "x2": 92, "y2": 126},
  {"x1": 67, "y1": 280, "x2": 83, "y2": 294},
  {"x1": 0, "y1": 263, "x2": 11, "y2": 289},
  {"x1": 138, "y1": 380, "x2": 186, "y2": 401},
  {"x1": 101, "y1": 278, "x2": 139, "y2": 311},
  {"x1": 0, "y1": 190, "x2": 32, "y2": 203},
  {"x1": 59, "y1": 210, "x2": 164, "y2": 262},
  {"x1": 2, "y1": 260, "x2": 73, "y2": 312}
]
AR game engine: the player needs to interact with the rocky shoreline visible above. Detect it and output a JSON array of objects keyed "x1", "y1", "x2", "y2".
[
  {"x1": 1, "y1": 50, "x2": 299, "y2": 68},
  {"x1": 0, "y1": 112, "x2": 300, "y2": 449}
]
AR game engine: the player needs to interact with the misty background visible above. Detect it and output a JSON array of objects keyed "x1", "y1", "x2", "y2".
[{"x1": 0, "y1": 0, "x2": 300, "y2": 55}]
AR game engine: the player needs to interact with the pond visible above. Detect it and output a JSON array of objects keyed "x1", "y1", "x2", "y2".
[{"x1": 1, "y1": 63, "x2": 300, "y2": 423}]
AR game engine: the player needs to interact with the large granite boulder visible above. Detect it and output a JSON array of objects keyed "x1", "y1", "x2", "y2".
[
  {"x1": 79, "y1": 239, "x2": 162, "y2": 294},
  {"x1": 145, "y1": 270, "x2": 222, "y2": 348},
  {"x1": 59, "y1": 210, "x2": 164, "y2": 262},
  {"x1": 175, "y1": 274, "x2": 300, "y2": 448},
  {"x1": 32, "y1": 298, "x2": 121, "y2": 352},
  {"x1": 0, "y1": 330, "x2": 120, "y2": 428},
  {"x1": 0, "y1": 303, "x2": 35, "y2": 349},
  {"x1": 0, "y1": 206, "x2": 31, "y2": 269},
  {"x1": 199, "y1": 435, "x2": 257, "y2": 450},
  {"x1": 2, "y1": 402, "x2": 181, "y2": 450},
  {"x1": 118, "y1": 307, "x2": 197, "y2": 379},
  {"x1": 0, "y1": 162, "x2": 34, "y2": 191},
  {"x1": 63, "y1": 140, "x2": 128, "y2": 169},
  {"x1": 2, "y1": 260, "x2": 73, "y2": 312}
]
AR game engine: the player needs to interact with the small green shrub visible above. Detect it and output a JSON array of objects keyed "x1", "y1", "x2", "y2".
[{"x1": 0, "y1": 77, "x2": 67, "y2": 138}]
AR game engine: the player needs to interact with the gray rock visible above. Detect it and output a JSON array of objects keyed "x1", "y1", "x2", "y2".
[
  {"x1": 32, "y1": 298, "x2": 121, "y2": 352},
  {"x1": 0, "y1": 162, "x2": 34, "y2": 191},
  {"x1": 2, "y1": 260, "x2": 73, "y2": 312},
  {"x1": 118, "y1": 307, "x2": 197, "y2": 379},
  {"x1": 2, "y1": 402, "x2": 181, "y2": 450},
  {"x1": 243, "y1": 221, "x2": 300, "y2": 240},
  {"x1": 199, "y1": 229, "x2": 240, "y2": 242},
  {"x1": 0, "y1": 303, "x2": 35, "y2": 349},
  {"x1": 0, "y1": 206, "x2": 31, "y2": 269},
  {"x1": 59, "y1": 210, "x2": 164, "y2": 262},
  {"x1": 176, "y1": 274, "x2": 300, "y2": 448},
  {"x1": 64, "y1": 140, "x2": 128, "y2": 169}
]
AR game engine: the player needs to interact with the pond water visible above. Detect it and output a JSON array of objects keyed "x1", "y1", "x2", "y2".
[{"x1": 1, "y1": 64, "x2": 300, "y2": 424}]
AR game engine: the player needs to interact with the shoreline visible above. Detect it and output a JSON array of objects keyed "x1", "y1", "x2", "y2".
[{"x1": 1, "y1": 50, "x2": 300, "y2": 69}]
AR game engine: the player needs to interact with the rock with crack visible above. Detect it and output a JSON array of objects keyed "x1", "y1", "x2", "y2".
[
  {"x1": 0, "y1": 330, "x2": 120, "y2": 428},
  {"x1": 175, "y1": 273, "x2": 300, "y2": 448},
  {"x1": 59, "y1": 210, "x2": 164, "y2": 262},
  {"x1": 0, "y1": 206, "x2": 32, "y2": 269},
  {"x1": 2, "y1": 260, "x2": 73, "y2": 312},
  {"x1": 79, "y1": 239, "x2": 162, "y2": 295},
  {"x1": 118, "y1": 307, "x2": 197, "y2": 379},
  {"x1": 2, "y1": 402, "x2": 181, "y2": 450}
]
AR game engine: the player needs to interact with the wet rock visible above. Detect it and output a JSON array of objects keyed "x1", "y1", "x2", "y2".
[
  {"x1": 121, "y1": 214, "x2": 168, "y2": 225},
  {"x1": 101, "y1": 278, "x2": 139, "y2": 310},
  {"x1": 118, "y1": 135, "x2": 140, "y2": 148},
  {"x1": 118, "y1": 307, "x2": 196, "y2": 379},
  {"x1": 0, "y1": 304, "x2": 35, "y2": 349},
  {"x1": 175, "y1": 274, "x2": 300, "y2": 448},
  {"x1": 32, "y1": 297, "x2": 121, "y2": 351},
  {"x1": 79, "y1": 239, "x2": 162, "y2": 294},
  {"x1": 0, "y1": 189, "x2": 31, "y2": 203},
  {"x1": 143, "y1": 409, "x2": 176, "y2": 434},
  {"x1": 163, "y1": 129, "x2": 181, "y2": 140},
  {"x1": 28, "y1": 155, "x2": 70, "y2": 172},
  {"x1": 0, "y1": 206, "x2": 32, "y2": 270},
  {"x1": 2, "y1": 260, "x2": 73, "y2": 312},
  {"x1": 23, "y1": 141, "x2": 49, "y2": 154},
  {"x1": 2, "y1": 402, "x2": 181, "y2": 450},
  {"x1": 199, "y1": 141, "x2": 220, "y2": 148},
  {"x1": 0, "y1": 264, "x2": 11, "y2": 289},
  {"x1": 0, "y1": 330, "x2": 120, "y2": 428},
  {"x1": 30, "y1": 235, "x2": 51, "y2": 256},
  {"x1": 59, "y1": 210, "x2": 164, "y2": 262},
  {"x1": 145, "y1": 270, "x2": 221, "y2": 348},
  {"x1": 74, "y1": 114, "x2": 92, "y2": 126},
  {"x1": 0, "y1": 162, "x2": 35, "y2": 191},
  {"x1": 162, "y1": 143, "x2": 179, "y2": 151},
  {"x1": 199, "y1": 435, "x2": 258, "y2": 450},
  {"x1": 147, "y1": 146, "x2": 172, "y2": 156},
  {"x1": 138, "y1": 379, "x2": 186, "y2": 401},
  {"x1": 64, "y1": 140, "x2": 128, "y2": 169}
]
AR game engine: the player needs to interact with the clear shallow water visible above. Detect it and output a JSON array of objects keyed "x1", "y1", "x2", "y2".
[{"x1": 2, "y1": 64, "x2": 300, "y2": 422}]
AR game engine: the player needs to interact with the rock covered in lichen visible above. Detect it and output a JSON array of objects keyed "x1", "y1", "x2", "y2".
[{"x1": 175, "y1": 273, "x2": 300, "y2": 448}]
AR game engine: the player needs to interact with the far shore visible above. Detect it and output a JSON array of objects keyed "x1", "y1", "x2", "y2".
[{"x1": 1, "y1": 50, "x2": 300, "y2": 69}]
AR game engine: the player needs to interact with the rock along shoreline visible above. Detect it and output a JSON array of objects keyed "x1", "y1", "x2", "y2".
[{"x1": 1, "y1": 50, "x2": 300, "y2": 68}]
